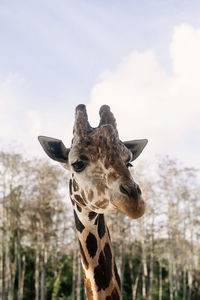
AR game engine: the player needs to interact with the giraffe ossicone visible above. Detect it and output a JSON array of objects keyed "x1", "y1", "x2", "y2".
[{"x1": 38, "y1": 104, "x2": 148, "y2": 299}]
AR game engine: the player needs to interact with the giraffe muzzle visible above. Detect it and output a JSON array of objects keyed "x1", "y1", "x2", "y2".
[
  {"x1": 112, "y1": 182, "x2": 145, "y2": 219},
  {"x1": 120, "y1": 183, "x2": 141, "y2": 198}
]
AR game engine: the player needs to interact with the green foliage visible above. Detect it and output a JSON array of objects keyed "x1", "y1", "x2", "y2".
[
  {"x1": 23, "y1": 250, "x2": 36, "y2": 299},
  {"x1": 57, "y1": 256, "x2": 73, "y2": 298}
]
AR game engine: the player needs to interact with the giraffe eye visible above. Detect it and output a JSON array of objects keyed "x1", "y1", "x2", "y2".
[
  {"x1": 126, "y1": 162, "x2": 133, "y2": 168},
  {"x1": 72, "y1": 160, "x2": 87, "y2": 172}
]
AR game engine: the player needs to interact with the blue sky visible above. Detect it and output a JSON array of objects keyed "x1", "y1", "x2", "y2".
[{"x1": 0, "y1": 0, "x2": 200, "y2": 168}]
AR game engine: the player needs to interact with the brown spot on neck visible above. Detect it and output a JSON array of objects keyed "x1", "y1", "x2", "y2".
[
  {"x1": 94, "y1": 242, "x2": 113, "y2": 291},
  {"x1": 85, "y1": 278, "x2": 94, "y2": 300},
  {"x1": 96, "y1": 184, "x2": 106, "y2": 196},
  {"x1": 74, "y1": 194, "x2": 86, "y2": 206},
  {"x1": 69, "y1": 179, "x2": 73, "y2": 195},
  {"x1": 73, "y1": 178, "x2": 79, "y2": 192},
  {"x1": 88, "y1": 189, "x2": 94, "y2": 201},
  {"x1": 79, "y1": 240, "x2": 89, "y2": 270},
  {"x1": 76, "y1": 204, "x2": 82, "y2": 212},
  {"x1": 95, "y1": 199, "x2": 109, "y2": 209},
  {"x1": 88, "y1": 211, "x2": 98, "y2": 221}
]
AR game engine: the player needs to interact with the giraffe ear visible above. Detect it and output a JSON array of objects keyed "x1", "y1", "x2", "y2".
[
  {"x1": 38, "y1": 136, "x2": 70, "y2": 163},
  {"x1": 123, "y1": 139, "x2": 148, "y2": 161}
]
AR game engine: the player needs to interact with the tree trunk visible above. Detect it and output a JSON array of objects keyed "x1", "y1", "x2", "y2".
[
  {"x1": 183, "y1": 266, "x2": 186, "y2": 300},
  {"x1": 72, "y1": 249, "x2": 77, "y2": 300},
  {"x1": 1, "y1": 245, "x2": 6, "y2": 300},
  {"x1": 148, "y1": 246, "x2": 154, "y2": 300},
  {"x1": 169, "y1": 259, "x2": 173, "y2": 300},
  {"x1": 0, "y1": 241, "x2": 2, "y2": 299},
  {"x1": 40, "y1": 247, "x2": 47, "y2": 300},
  {"x1": 187, "y1": 269, "x2": 193, "y2": 300},
  {"x1": 129, "y1": 258, "x2": 141, "y2": 300},
  {"x1": 1, "y1": 206, "x2": 6, "y2": 300},
  {"x1": 52, "y1": 275, "x2": 61, "y2": 300},
  {"x1": 76, "y1": 256, "x2": 82, "y2": 300},
  {"x1": 18, "y1": 253, "x2": 25, "y2": 300},
  {"x1": 158, "y1": 263, "x2": 162, "y2": 300},
  {"x1": 120, "y1": 254, "x2": 125, "y2": 295},
  {"x1": 17, "y1": 228, "x2": 22, "y2": 300},
  {"x1": 35, "y1": 243, "x2": 40, "y2": 300},
  {"x1": 116, "y1": 242, "x2": 125, "y2": 294},
  {"x1": 9, "y1": 238, "x2": 17, "y2": 300},
  {"x1": 6, "y1": 218, "x2": 12, "y2": 300},
  {"x1": 173, "y1": 261, "x2": 178, "y2": 298},
  {"x1": 0, "y1": 213, "x2": 5, "y2": 300},
  {"x1": 133, "y1": 271, "x2": 140, "y2": 300},
  {"x1": 141, "y1": 229, "x2": 147, "y2": 298},
  {"x1": 52, "y1": 259, "x2": 66, "y2": 300},
  {"x1": 21, "y1": 254, "x2": 25, "y2": 300}
]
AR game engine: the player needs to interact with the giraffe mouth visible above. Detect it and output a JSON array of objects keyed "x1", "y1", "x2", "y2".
[
  {"x1": 110, "y1": 181, "x2": 145, "y2": 219},
  {"x1": 112, "y1": 194, "x2": 146, "y2": 219}
]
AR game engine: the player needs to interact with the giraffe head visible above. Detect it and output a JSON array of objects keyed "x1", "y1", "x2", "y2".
[{"x1": 38, "y1": 104, "x2": 148, "y2": 219}]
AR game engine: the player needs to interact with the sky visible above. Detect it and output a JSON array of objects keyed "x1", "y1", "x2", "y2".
[{"x1": 0, "y1": 0, "x2": 200, "y2": 169}]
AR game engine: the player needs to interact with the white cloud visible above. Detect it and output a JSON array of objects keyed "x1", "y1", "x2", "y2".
[
  {"x1": 0, "y1": 73, "x2": 73, "y2": 157},
  {"x1": 169, "y1": 24, "x2": 200, "y2": 128},
  {"x1": 87, "y1": 24, "x2": 200, "y2": 167},
  {"x1": 1, "y1": 24, "x2": 200, "y2": 168},
  {"x1": 0, "y1": 74, "x2": 39, "y2": 156},
  {"x1": 0, "y1": 73, "x2": 29, "y2": 138},
  {"x1": 28, "y1": 110, "x2": 42, "y2": 137}
]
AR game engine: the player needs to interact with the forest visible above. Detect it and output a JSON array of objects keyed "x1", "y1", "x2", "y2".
[{"x1": 0, "y1": 150, "x2": 199, "y2": 300}]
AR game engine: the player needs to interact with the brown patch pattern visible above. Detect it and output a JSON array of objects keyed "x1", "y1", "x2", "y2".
[
  {"x1": 88, "y1": 189, "x2": 94, "y2": 202},
  {"x1": 97, "y1": 214, "x2": 106, "y2": 239},
  {"x1": 88, "y1": 211, "x2": 97, "y2": 221},
  {"x1": 85, "y1": 279, "x2": 94, "y2": 300},
  {"x1": 96, "y1": 185, "x2": 106, "y2": 196},
  {"x1": 76, "y1": 204, "x2": 82, "y2": 212},
  {"x1": 73, "y1": 178, "x2": 79, "y2": 192},
  {"x1": 74, "y1": 210, "x2": 85, "y2": 233},
  {"x1": 105, "y1": 287, "x2": 120, "y2": 300},
  {"x1": 94, "y1": 242, "x2": 113, "y2": 291},
  {"x1": 95, "y1": 199, "x2": 109, "y2": 209},
  {"x1": 79, "y1": 240, "x2": 89, "y2": 270},
  {"x1": 86, "y1": 232, "x2": 97, "y2": 258},
  {"x1": 69, "y1": 179, "x2": 73, "y2": 195},
  {"x1": 74, "y1": 194, "x2": 86, "y2": 206}
]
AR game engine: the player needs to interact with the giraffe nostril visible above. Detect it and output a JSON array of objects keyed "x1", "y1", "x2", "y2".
[
  {"x1": 120, "y1": 184, "x2": 142, "y2": 198},
  {"x1": 120, "y1": 185, "x2": 130, "y2": 196}
]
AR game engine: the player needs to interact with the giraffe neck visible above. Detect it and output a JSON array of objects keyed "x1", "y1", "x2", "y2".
[{"x1": 73, "y1": 205, "x2": 122, "y2": 300}]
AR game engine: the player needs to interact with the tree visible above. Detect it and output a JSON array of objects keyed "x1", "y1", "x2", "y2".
[{"x1": 0, "y1": 149, "x2": 199, "y2": 299}]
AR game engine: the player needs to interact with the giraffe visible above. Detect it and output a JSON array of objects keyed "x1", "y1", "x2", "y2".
[{"x1": 38, "y1": 104, "x2": 148, "y2": 300}]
